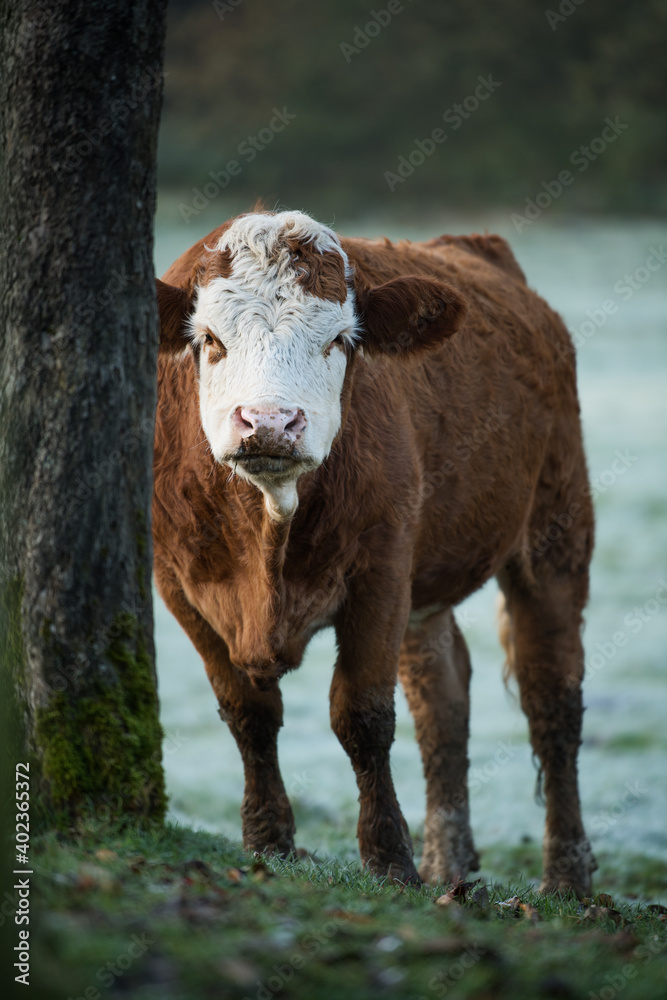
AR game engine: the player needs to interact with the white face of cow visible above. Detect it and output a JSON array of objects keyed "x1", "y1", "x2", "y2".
[{"x1": 187, "y1": 212, "x2": 359, "y2": 521}]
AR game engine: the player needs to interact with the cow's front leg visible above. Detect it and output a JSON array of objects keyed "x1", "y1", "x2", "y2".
[
  {"x1": 218, "y1": 679, "x2": 296, "y2": 858},
  {"x1": 154, "y1": 564, "x2": 296, "y2": 857},
  {"x1": 330, "y1": 568, "x2": 419, "y2": 884}
]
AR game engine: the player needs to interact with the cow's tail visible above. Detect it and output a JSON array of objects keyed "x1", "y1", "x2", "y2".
[{"x1": 497, "y1": 591, "x2": 517, "y2": 689}]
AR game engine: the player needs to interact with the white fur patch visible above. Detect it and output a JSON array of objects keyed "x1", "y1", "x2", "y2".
[{"x1": 187, "y1": 211, "x2": 361, "y2": 520}]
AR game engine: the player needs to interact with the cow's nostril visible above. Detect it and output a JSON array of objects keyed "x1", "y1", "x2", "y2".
[
  {"x1": 285, "y1": 409, "x2": 305, "y2": 434},
  {"x1": 238, "y1": 407, "x2": 256, "y2": 431}
]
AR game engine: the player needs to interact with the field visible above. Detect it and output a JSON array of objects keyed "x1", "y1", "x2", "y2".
[{"x1": 28, "y1": 820, "x2": 667, "y2": 999}]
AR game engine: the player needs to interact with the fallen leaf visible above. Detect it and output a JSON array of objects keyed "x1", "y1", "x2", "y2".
[
  {"x1": 243, "y1": 860, "x2": 274, "y2": 880},
  {"x1": 434, "y1": 879, "x2": 481, "y2": 906},
  {"x1": 226, "y1": 868, "x2": 246, "y2": 884},
  {"x1": 582, "y1": 905, "x2": 624, "y2": 925},
  {"x1": 94, "y1": 849, "x2": 117, "y2": 863},
  {"x1": 497, "y1": 895, "x2": 522, "y2": 911},
  {"x1": 397, "y1": 923, "x2": 419, "y2": 942},
  {"x1": 520, "y1": 902, "x2": 540, "y2": 924},
  {"x1": 74, "y1": 864, "x2": 118, "y2": 892},
  {"x1": 450, "y1": 879, "x2": 480, "y2": 899},
  {"x1": 594, "y1": 893, "x2": 616, "y2": 908}
]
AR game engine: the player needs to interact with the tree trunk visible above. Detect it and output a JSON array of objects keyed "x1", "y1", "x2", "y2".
[{"x1": 0, "y1": 0, "x2": 168, "y2": 827}]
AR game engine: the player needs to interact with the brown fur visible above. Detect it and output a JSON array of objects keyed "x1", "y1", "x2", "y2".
[
  {"x1": 286, "y1": 237, "x2": 348, "y2": 303},
  {"x1": 153, "y1": 219, "x2": 596, "y2": 895}
]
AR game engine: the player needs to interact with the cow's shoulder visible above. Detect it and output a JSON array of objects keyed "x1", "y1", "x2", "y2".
[{"x1": 424, "y1": 233, "x2": 527, "y2": 285}]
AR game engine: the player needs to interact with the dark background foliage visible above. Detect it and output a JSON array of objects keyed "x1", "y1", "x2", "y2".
[{"x1": 158, "y1": 0, "x2": 667, "y2": 219}]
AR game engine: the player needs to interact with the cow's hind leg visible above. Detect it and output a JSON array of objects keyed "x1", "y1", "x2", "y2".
[
  {"x1": 399, "y1": 608, "x2": 479, "y2": 885},
  {"x1": 498, "y1": 550, "x2": 596, "y2": 897},
  {"x1": 155, "y1": 564, "x2": 296, "y2": 857}
]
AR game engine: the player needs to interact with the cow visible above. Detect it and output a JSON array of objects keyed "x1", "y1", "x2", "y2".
[{"x1": 153, "y1": 209, "x2": 596, "y2": 896}]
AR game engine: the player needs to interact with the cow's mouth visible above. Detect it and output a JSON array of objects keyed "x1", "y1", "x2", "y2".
[
  {"x1": 244, "y1": 661, "x2": 292, "y2": 690},
  {"x1": 233, "y1": 452, "x2": 301, "y2": 475}
]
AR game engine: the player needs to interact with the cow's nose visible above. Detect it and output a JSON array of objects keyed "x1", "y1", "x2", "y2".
[{"x1": 234, "y1": 406, "x2": 306, "y2": 441}]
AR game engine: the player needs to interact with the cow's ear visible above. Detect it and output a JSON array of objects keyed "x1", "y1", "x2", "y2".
[
  {"x1": 354, "y1": 275, "x2": 467, "y2": 357},
  {"x1": 156, "y1": 278, "x2": 193, "y2": 354}
]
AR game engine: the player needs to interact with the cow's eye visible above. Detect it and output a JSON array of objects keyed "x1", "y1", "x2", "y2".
[
  {"x1": 324, "y1": 334, "x2": 345, "y2": 357},
  {"x1": 202, "y1": 331, "x2": 227, "y2": 358}
]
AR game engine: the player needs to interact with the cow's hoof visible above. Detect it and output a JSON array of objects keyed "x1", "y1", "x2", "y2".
[
  {"x1": 388, "y1": 863, "x2": 423, "y2": 887},
  {"x1": 541, "y1": 838, "x2": 597, "y2": 898},
  {"x1": 243, "y1": 831, "x2": 296, "y2": 859},
  {"x1": 419, "y1": 842, "x2": 480, "y2": 886},
  {"x1": 539, "y1": 873, "x2": 593, "y2": 900},
  {"x1": 365, "y1": 857, "x2": 422, "y2": 886}
]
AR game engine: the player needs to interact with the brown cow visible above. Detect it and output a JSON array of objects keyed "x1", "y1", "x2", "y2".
[{"x1": 153, "y1": 209, "x2": 596, "y2": 895}]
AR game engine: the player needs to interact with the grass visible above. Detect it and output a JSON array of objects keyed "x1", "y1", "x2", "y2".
[{"x1": 24, "y1": 819, "x2": 667, "y2": 1000}]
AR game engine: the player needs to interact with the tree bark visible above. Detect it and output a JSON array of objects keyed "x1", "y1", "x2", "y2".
[{"x1": 0, "y1": 0, "x2": 168, "y2": 826}]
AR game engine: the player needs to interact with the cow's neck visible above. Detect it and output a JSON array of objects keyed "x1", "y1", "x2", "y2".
[
  {"x1": 221, "y1": 476, "x2": 333, "y2": 686},
  {"x1": 255, "y1": 479, "x2": 299, "y2": 522}
]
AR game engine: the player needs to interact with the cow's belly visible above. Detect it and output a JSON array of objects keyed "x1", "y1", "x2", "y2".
[{"x1": 411, "y1": 504, "x2": 528, "y2": 609}]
